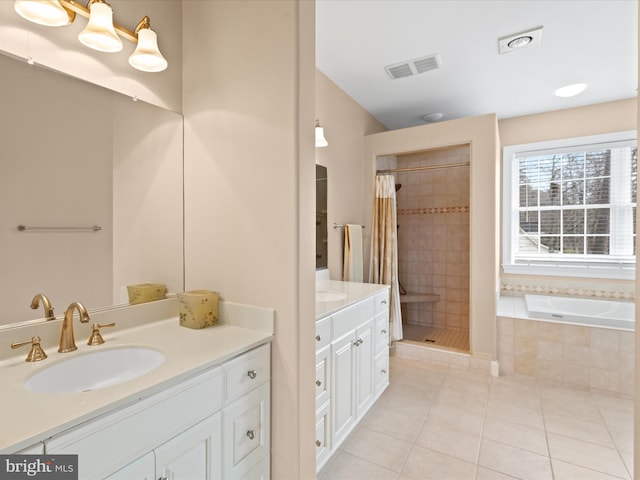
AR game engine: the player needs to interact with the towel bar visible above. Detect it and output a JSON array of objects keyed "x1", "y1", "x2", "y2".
[{"x1": 333, "y1": 223, "x2": 365, "y2": 229}]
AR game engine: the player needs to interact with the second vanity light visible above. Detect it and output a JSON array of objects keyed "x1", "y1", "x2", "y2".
[{"x1": 14, "y1": 0, "x2": 168, "y2": 72}]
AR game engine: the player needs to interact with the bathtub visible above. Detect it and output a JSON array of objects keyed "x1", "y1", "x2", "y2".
[{"x1": 524, "y1": 294, "x2": 634, "y2": 330}]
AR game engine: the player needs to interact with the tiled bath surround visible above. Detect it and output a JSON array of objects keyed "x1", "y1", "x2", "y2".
[
  {"x1": 497, "y1": 317, "x2": 634, "y2": 398},
  {"x1": 498, "y1": 278, "x2": 634, "y2": 397},
  {"x1": 396, "y1": 145, "x2": 470, "y2": 338}
]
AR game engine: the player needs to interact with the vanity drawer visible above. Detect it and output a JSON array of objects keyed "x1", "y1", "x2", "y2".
[
  {"x1": 224, "y1": 343, "x2": 271, "y2": 405},
  {"x1": 315, "y1": 345, "x2": 330, "y2": 406},
  {"x1": 332, "y1": 297, "x2": 374, "y2": 339},
  {"x1": 315, "y1": 400, "x2": 331, "y2": 470},
  {"x1": 375, "y1": 313, "x2": 389, "y2": 354},
  {"x1": 315, "y1": 316, "x2": 331, "y2": 351},
  {"x1": 222, "y1": 381, "x2": 270, "y2": 479},
  {"x1": 374, "y1": 350, "x2": 389, "y2": 395},
  {"x1": 374, "y1": 290, "x2": 390, "y2": 315}
]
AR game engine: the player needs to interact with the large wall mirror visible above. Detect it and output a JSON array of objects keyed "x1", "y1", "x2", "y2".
[
  {"x1": 0, "y1": 52, "x2": 183, "y2": 325},
  {"x1": 316, "y1": 164, "x2": 328, "y2": 270}
]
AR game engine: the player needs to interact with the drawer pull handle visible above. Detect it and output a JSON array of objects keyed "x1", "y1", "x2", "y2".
[
  {"x1": 316, "y1": 440, "x2": 321, "y2": 447},
  {"x1": 247, "y1": 429, "x2": 256, "y2": 440},
  {"x1": 316, "y1": 380, "x2": 322, "y2": 387},
  {"x1": 353, "y1": 338, "x2": 363, "y2": 347},
  {"x1": 381, "y1": 329, "x2": 387, "y2": 334},
  {"x1": 316, "y1": 335, "x2": 321, "y2": 342},
  {"x1": 381, "y1": 369, "x2": 387, "y2": 374},
  {"x1": 381, "y1": 299, "x2": 388, "y2": 304},
  {"x1": 247, "y1": 370, "x2": 257, "y2": 379}
]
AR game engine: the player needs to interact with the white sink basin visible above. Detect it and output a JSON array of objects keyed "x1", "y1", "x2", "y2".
[
  {"x1": 316, "y1": 290, "x2": 347, "y2": 302},
  {"x1": 26, "y1": 347, "x2": 165, "y2": 394}
]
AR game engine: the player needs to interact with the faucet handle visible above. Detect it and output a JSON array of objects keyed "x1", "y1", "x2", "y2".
[
  {"x1": 87, "y1": 323, "x2": 116, "y2": 346},
  {"x1": 11, "y1": 336, "x2": 47, "y2": 362}
]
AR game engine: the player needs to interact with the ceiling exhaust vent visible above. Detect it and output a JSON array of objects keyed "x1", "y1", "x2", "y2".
[{"x1": 385, "y1": 54, "x2": 441, "y2": 79}]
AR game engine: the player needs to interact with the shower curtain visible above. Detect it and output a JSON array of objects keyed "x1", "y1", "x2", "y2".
[{"x1": 369, "y1": 175, "x2": 403, "y2": 343}]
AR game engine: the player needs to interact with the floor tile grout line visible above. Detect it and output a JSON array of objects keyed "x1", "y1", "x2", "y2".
[{"x1": 471, "y1": 372, "x2": 492, "y2": 480}]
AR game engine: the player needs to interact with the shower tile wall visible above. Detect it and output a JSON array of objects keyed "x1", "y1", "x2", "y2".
[{"x1": 396, "y1": 145, "x2": 470, "y2": 334}]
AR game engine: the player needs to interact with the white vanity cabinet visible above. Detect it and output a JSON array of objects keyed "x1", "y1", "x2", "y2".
[
  {"x1": 46, "y1": 343, "x2": 271, "y2": 480},
  {"x1": 315, "y1": 286, "x2": 390, "y2": 472}
]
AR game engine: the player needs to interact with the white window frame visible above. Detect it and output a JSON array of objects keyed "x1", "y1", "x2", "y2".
[{"x1": 502, "y1": 131, "x2": 637, "y2": 280}]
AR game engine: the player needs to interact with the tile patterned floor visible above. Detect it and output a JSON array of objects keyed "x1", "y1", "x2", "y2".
[
  {"x1": 319, "y1": 354, "x2": 634, "y2": 480},
  {"x1": 402, "y1": 324, "x2": 470, "y2": 352}
]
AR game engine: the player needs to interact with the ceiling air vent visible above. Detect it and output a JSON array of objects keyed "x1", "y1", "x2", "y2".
[{"x1": 385, "y1": 54, "x2": 441, "y2": 80}]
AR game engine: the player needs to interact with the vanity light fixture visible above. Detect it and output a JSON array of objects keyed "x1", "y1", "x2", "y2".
[
  {"x1": 14, "y1": 0, "x2": 75, "y2": 26},
  {"x1": 315, "y1": 119, "x2": 328, "y2": 148},
  {"x1": 128, "y1": 16, "x2": 167, "y2": 73},
  {"x1": 13, "y1": 0, "x2": 168, "y2": 72},
  {"x1": 78, "y1": 0, "x2": 122, "y2": 52}
]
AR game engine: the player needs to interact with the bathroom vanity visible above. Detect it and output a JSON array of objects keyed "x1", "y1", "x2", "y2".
[
  {"x1": 0, "y1": 298, "x2": 273, "y2": 479},
  {"x1": 315, "y1": 280, "x2": 390, "y2": 472}
]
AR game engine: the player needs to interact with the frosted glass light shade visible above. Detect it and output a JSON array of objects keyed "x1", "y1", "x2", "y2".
[
  {"x1": 14, "y1": 0, "x2": 74, "y2": 26},
  {"x1": 129, "y1": 28, "x2": 167, "y2": 72},
  {"x1": 78, "y1": 1, "x2": 122, "y2": 53},
  {"x1": 315, "y1": 126, "x2": 328, "y2": 147}
]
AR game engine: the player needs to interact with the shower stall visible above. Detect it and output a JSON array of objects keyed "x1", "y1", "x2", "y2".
[{"x1": 377, "y1": 144, "x2": 470, "y2": 352}]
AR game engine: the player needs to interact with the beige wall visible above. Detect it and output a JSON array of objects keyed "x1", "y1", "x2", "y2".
[
  {"x1": 182, "y1": 2, "x2": 315, "y2": 478},
  {"x1": 315, "y1": 70, "x2": 387, "y2": 279},
  {"x1": 364, "y1": 115, "x2": 500, "y2": 358}
]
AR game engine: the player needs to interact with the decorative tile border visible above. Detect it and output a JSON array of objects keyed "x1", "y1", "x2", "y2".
[
  {"x1": 398, "y1": 206, "x2": 469, "y2": 215},
  {"x1": 500, "y1": 282, "x2": 634, "y2": 301}
]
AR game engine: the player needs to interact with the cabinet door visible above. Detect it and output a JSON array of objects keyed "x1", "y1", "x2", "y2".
[
  {"x1": 155, "y1": 413, "x2": 222, "y2": 480},
  {"x1": 331, "y1": 331, "x2": 356, "y2": 447},
  {"x1": 355, "y1": 318, "x2": 374, "y2": 417},
  {"x1": 105, "y1": 452, "x2": 155, "y2": 480}
]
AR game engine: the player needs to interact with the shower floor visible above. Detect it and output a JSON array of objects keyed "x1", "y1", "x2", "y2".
[{"x1": 402, "y1": 323, "x2": 469, "y2": 352}]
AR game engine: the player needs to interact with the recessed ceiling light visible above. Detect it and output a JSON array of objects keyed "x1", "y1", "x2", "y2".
[
  {"x1": 498, "y1": 26, "x2": 543, "y2": 54},
  {"x1": 555, "y1": 83, "x2": 587, "y2": 98},
  {"x1": 421, "y1": 113, "x2": 444, "y2": 122},
  {"x1": 507, "y1": 36, "x2": 532, "y2": 49}
]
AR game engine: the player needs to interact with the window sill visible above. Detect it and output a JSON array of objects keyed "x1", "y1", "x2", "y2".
[{"x1": 502, "y1": 264, "x2": 635, "y2": 280}]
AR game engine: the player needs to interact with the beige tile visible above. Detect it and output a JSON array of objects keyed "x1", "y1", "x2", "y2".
[
  {"x1": 598, "y1": 406, "x2": 633, "y2": 432},
  {"x1": 620, "y1": 450, "x2": 633, "y2": 478},
  {"x1": 608, "y1": 426, "x2": 633, "y2": 454},
  {"x1": 342, "y1": 427, "x2": 411, "y2": 473},
  {"x1": 478, "y1": 438, "x2": 552, "y2": 480},
  {"x1": 591, "y1": 348, "x2": 620, "y2": 371},
  {"x1": 474, "y1": 467, "x2": 519, "y2": 480},
  {"x1": 320, "y1": 451, "x2": 399, "y2": 480},
  {"x1": 537, "y1": 321, "x2": 563, "y2": 343},
  {"x1": 564, "y1": 325, "x2": 590, "y2": 346},
  {"x1": 427, "y1": 403, "x2": 485, "y2": 435},
  {"x1": 399, "y1": 444, "x2": 475, "y2": 480},
  {"x1": 551, "y1": 459, "x2": 629, "y2": 480},
  {"x1": 540, "y1": 393, "x2": 601, "y2": 422},
  {"x1": 376, "y1": 383, "x2": 435, "y2": 419},
  {"x1": 590, "y1": 329, "x2": 619, "y2": 350},
  {"x1": 564, "y1": 344, "x2": 590, "y2": 366},
  {"x1": 547, "y1": 433, "x2": 630, "y2": 479},
  {"x1": 563, "y1": 364, "x2": 590, "y2": 389},
  {"x1": 590, "y1": 368, "x2": 621, "y2": 395},
  {"x1": 543, "y1": 413, "x2": 614, "y2": 448},
  {"x1": 363, "y1": 404, "x2": 424, "y2": 443},
  {"x1": 497, "y1": 317, "x2": 514, "y2": 337},
  {"x1": 537, "y1": 340, "x2": 563, "y2": 360},
  {"x1": 486, "y1": 401, "x2": 545, "y2": 430},
  {"x1": 514, "y1": 318, "x2": 536, "y2": 337},
  {"x1": 482, "y1": 416, "x2": 547, "y2": 455},
  {"x1": 619, "y1": 331, "x2": 634, "y2": 353},
  {"x1": 592, "y1": 393, "x2": 634, "y2": 413},
  {"x1": 619, "y1": 351, "x2": 633, "y2": 374},
  {"x1": 536, "y1": 358, "x2": 563, "y2": 382},
  {"x1": 415, "y1": 421, "x2": 481, "y2": 463}
]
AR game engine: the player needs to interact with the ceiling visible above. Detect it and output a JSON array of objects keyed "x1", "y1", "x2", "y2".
[{"x1": 316, "y1": 0, "x2": 638, "y2": 130}]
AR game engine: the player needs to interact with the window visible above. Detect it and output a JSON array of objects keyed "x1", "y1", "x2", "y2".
[{"x1": 502, "y1": 131, "x2": 637, "y2": 279}]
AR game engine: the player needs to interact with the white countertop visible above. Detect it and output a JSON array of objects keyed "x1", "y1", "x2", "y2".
[
  {"x1": 0, "y1": 299, "x2": 273, "y2": 453},
  {"x1": 316, "y1": 280, "x2": 390, "y2": 319}
]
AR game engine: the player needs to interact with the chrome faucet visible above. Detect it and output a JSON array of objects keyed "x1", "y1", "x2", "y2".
[
  {"x1": 59, "y1": 302, "x2": 90, "y2": 353},
  {"x1": 30, "y1": 293, "x2": 55, "y2": 320}
]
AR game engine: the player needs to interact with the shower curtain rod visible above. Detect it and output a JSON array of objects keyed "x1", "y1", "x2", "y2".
[{"x1": 376, "y1": 161, "x2": 470, "y2": 175}]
